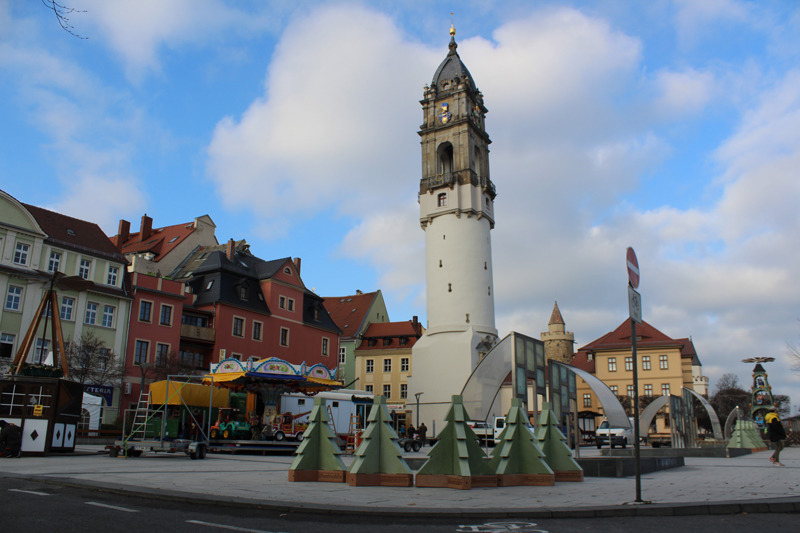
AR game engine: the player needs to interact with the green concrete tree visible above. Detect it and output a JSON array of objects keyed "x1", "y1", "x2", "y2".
[
  {"x1": 489, "y1": 398, "x2": 554, "y2": 486},
  {"x1": 534, "y1": 402, "x2": 583, "y2": 482},
  {"x1": 347, "y1": 395, "x2": 413, "y2": 486},
  {"x1": 416, "y1": 395, "x2": 496, "y2": 489},
  {"x1": 289, "y1": 396, "x2": 346, "y2": 482},
  {"x1": 727, "y1": 419, "x2": 768, "y2": 450}
]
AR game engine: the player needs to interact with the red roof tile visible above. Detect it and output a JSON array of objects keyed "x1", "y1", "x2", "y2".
[
  {"x1": 355, "y1": 320, "x2": 423, "y2": 351},
  {"x1": 22, "y1": 203, "x2": 125, "y2": 261},
  {"x1": 569, "y1": 350, "x2": 596, "y2": 373},
  {"x1": 323, "y1": 291, "x2": 380, "y2": 339},
  {"x1": 117, "y1": 220, "x2": 197, "y2": 263},
  {"x1": 579, "y1": 318, "x2": 683, "y2": 352}
]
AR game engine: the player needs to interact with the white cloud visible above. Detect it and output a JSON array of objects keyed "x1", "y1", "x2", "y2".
[
  {"x1": 80, "y1": 0, "x2": 277, "y2": 81},
  {"x1": 653, "y1": 68, "x2": 715, "y2": 117},
  {"x1": 207, "y1": 5, "x2": 435, "y2": 223}
]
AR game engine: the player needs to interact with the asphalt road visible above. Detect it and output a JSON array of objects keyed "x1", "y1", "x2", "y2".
[{"x1": 1, "y1": 477, "x2": 796, "y2": 533}]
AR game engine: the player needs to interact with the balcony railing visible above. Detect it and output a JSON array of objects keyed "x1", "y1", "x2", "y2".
[
  {"x1": 180, "y1": 324, "x2": 215, "y2": 342},
  {"x1": 425, "y1": 172, "x2": 455, "y2": 189}
]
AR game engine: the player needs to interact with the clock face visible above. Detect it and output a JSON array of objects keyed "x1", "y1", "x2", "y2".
[{"x1": 438, "y1": 102, "x2": 452, "y2": 124}]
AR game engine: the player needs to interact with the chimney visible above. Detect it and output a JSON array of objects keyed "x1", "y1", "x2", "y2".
[
  {"x1": 293, "y1": 257, "x2": 301, "y2": 274},
  {"x1": 113, "y1": 219, "x2": 130, "y2": 250},
  {"x1": 140, "y1": 214, "x2": 153, "y2": 242},
  {"x1": 226, "y1": 238, "x2": 235, "y2": 261},
  {"x1": 412, "y1": 315, "x2": 420, "y2": 334}
]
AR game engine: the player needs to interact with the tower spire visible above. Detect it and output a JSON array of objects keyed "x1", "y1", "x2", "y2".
[{"x1": 449, "y1": 12, "x2": 457, "y2": 54}]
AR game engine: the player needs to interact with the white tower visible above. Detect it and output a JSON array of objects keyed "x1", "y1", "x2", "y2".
[{"x1": 409, "y1": 25, "x2": 498, "y2": 426}]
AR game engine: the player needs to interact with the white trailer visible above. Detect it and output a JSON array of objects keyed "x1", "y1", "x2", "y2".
[{"x1": 279, "y1": 389, "x2": 373, "y2": 439}]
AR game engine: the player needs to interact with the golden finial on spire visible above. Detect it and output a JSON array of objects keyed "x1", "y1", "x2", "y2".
[{"x1": 450, "y1": 12, "x2": 456, "y2": 36}]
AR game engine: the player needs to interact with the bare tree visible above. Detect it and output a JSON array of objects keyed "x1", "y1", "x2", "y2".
[
  {"x1": 42, "y1": 0, "x2": 87, "y2": 39},
  {"x1": 710, "y1": 372, "x2": 750, "y2": 424},
  {"x1": 150, "y1": 350, "x2": 202, "y2": 381},
  {"x1": 65, "y1": 330, "x2": 123, "y2": 386}
]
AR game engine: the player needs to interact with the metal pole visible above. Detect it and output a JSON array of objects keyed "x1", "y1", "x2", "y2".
[
  {"x1": 415, "y1": 392, "x2": 423, "y2": 427},
  {"x1": 632, "y1": 319, "x2": 643, "y2": 502}
]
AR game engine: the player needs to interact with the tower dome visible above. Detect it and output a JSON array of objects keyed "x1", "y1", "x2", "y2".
[{"x1": 431, "y1": 29, "x2": 476, "y2": 95}]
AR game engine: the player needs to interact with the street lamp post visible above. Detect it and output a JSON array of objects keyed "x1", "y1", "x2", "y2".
[{"x1": 415, "y1": 392, "x2": 423, "y2": 427}]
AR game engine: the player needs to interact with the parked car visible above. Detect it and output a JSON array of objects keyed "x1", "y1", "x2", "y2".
[{"x1": 595, "y1": 418, "x2": 633, "y2": 448}]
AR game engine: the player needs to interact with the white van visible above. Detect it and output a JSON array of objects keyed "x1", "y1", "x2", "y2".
[{"x1": 493, "y1": 416, "x2": 535, "y2": 443}]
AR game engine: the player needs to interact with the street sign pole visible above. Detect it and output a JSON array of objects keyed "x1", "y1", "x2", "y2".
[{"x1": 627, "y1": 247, "x2": 643, "y2": 504}]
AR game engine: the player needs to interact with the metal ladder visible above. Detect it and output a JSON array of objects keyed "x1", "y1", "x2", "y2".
[
  {"x1": 129, "y1": 391, "x2": 152, "y2": 440},
  {"x1": 344, "y1": 414, "x2": 360, "y2": 455}
]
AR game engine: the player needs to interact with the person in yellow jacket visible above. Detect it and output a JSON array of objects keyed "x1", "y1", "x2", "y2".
[{"x1": 765, "y1": 411, "x2": 787, "y2": 466}]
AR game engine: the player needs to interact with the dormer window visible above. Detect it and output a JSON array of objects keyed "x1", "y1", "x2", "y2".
[
  {"x1": 206, "y1": 280, "x2": 214, "y2": 290},
  {"x1": 283, "y1": 267, "x2": 292, "y2": 275},
  {"x1": 238, "y1": 286, "x2": 248, "y2": 300}
]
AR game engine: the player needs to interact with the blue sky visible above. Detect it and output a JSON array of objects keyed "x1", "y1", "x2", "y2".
[{"x1": 2, "y1": 1, "x2": 800, "y2": 408}]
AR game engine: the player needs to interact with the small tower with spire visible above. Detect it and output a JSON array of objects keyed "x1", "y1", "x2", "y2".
[{"x1": 540, "y1": 301, "x2": 575, "y2": 364}]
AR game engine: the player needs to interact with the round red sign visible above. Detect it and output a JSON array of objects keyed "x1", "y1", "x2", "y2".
[{"x1": 626, "y1": 247, "x2": 639, "y2": 288}]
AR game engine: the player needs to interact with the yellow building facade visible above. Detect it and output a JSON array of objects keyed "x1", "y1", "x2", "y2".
[
  {"x1": 573, "y1": 319, "x2": 703, "y2": 434},
  {"x1": 354, "y1": 319, "x2": 423, "y2": 430}
]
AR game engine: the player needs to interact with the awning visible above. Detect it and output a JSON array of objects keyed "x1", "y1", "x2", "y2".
[
  {"x1": 202, "y1": 371, "x2": 343, "y2": 394},
  {"x1": 149, "y1": 380, "x2": 230, "y2": 408}
]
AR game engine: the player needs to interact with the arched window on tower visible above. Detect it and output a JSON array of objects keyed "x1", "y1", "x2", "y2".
[
  {"x1": 437, "y1": 142, "x2": 454, "y2": 178},
  {"x1": 473, "y1": 146, "x2": 483, "y2": 177}
]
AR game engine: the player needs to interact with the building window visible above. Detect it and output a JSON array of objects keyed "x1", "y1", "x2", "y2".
[
  {"x1": 34, "y1": 338, "x2": 50, "y2": 364},
  {"x1": 48, "y1": 251, "x2": 62, "y2": 272},
  {"x1": 13, "y1": 242, "x2": 30, "y2": 265},
  {"x1": 627, "y1": 384, "x2": 635, "y2": 397},
  {"x1": 437, "y1": 192, "x2": 447, "y2": 207},
  {"x1": 383, "y1": 338, "x2": 392, "y2": 347},
  {"x1": 400, "y1": 384, "x2": 408, "y2": 399},
  {"x1": 401, "y1": 357, "x2": 409, "y2": 372},
  {"x1": 625, "y1": 357, "x2": 633, "y2": 371},
  {"x1": 610, "y1": 385, "x2": 618, "y2": 395},
  {"x1": 134, "y1": 340, "x2": 149, "y2": 365},
  {"x1": 1, "y1": 333, "x2": 16, "y2": 359},
  {"x1": 253, "y1": 321, "x2": 262, "y2": 341},
  {"x1": 79, "y1": 259, "x2": 92, "y2": 280},
  {"x1": 101, "y1": 305, "x2": 115, "y2": 328},
  {"x1": 642, "y1": 356, "x2": 651, "y2": 370},
  {"x1": 139, "y1": 301, "x2": 152, "y2": 322},
  {"x1": 288, "y1": 298, "x2": 295, "y2": 312},
  {"x1": 156, "y1": 343, "x2": 170, "y2": 367},
  {"x1": 644, "y1": 384, "x2": 653, "y2": 396},
  {"x1": 661, "y1": 383, "x2": 670, "y2": 396},
  {"x1": 322, "y1": 338, "x2": 329, "y2": 357},
  {"x1": 84, "y1": 302, "x2": 98, "y2": 325},
  {"x1": 60, "y1": 297, "x2": 74, "y2": 321},
  {"x1": 365, "y1": 385, "x2": 373, "y2": 393},
  {"x1": 383, "y1": 358, "x2": 392, "y2": 372},
  {"x1": 608, "y1": 357, "x2": 617, "y2": 372},
  {"x1": 238, "y1": 286, "x2": 248, "y2": 300},
  {"x1": 98, "y1": 348, "x2": 110, "y2": 371},
  {"x1": 365, "y1": 359, "x2": 374, "y2": 373},
  {"x1": 279, "y1": 327, "x2": 289, "y2": 347},
  {"x1": 583, "y1": 393, "x2": 592, "y2": 408},
  {"x1": 383, "y1": 384, "x2": 391, "y2": 397},
  {"x1": 339, "y1": 347, "x2": 346, "y2": 365},
  {"x1": 232, "y1": 317, "x2": 244, "y2": 337},
  {"x1": 279, "y1": 296, "x2": 286, "y2": 309},
  {"x1": 107, "y1": 266, "x2": 119, "y2": 286},
  {"x1": 659, "y1": 355, "x2": 669, "y2": 370},
  {"x1": 5, "y1": 286, "x2": 23, "y2": 311},
  {"x1": 160, "y1": 305, "x2": 173, "y2": 326}
]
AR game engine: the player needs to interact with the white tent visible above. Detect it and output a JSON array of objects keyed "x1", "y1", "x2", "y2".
[{"x1": 82, "y1": 393, "x2": 103, "y2": 432}]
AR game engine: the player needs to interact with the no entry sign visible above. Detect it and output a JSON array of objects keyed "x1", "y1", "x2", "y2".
[{"x1": 626, "y1": 247, "x2": 640, "y2": 289}]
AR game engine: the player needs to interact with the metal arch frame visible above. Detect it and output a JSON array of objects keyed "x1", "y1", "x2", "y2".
[
  {"x1": 551, "y1": 361, "x2": 631, "y2": 429},
  {"x1": 638, "y1": 395, "x2": 670, "y2": 439},
  {"x1": 684, "y1": 387, "x2": 723, "y2": 441}
]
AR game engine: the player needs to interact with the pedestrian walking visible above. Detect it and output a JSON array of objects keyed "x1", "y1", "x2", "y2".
[
  {"x1": 418, "y1": 422, "x2": 428, "y2": 446},
  {"x1": 766, "y1": 410, "x2": 787, "y2": 466}
]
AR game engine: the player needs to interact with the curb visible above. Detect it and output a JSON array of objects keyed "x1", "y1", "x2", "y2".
[{"x1": 7, "y1": 473, "x2": 800, "y2": 519}]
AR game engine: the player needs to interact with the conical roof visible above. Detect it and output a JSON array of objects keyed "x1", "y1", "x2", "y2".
[{"x1": 431, "y1": 27, "x2": 476, "y2": 94}]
